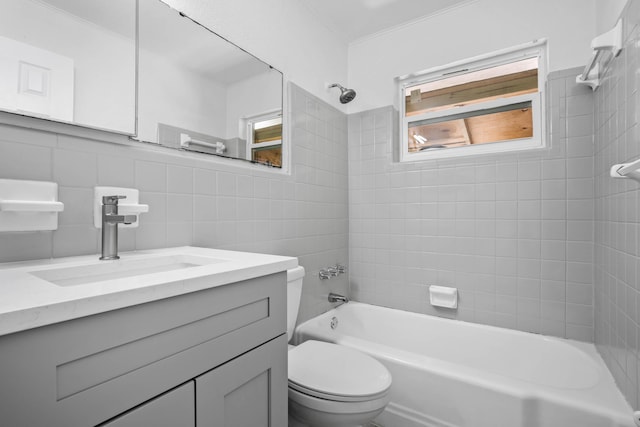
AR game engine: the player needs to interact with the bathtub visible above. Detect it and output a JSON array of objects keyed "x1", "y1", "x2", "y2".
[{"x1": 293, "y1": 302, "x2": 634, "y2": 427}]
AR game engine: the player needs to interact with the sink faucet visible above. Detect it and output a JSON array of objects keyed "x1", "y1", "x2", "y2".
[
  {"x1": 328, "y1": 292, "x2": 349, "y2": 306},
  {"x1": 100, "y1": 195, "x2": 137, "y2": 260}
]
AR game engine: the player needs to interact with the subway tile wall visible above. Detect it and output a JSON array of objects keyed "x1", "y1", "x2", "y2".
[
  {"x1": 348, "y1": 68, "x2": 596, "y2": 341},
  {"x1": 0, "y1": 83, "x2": 349, "y2": 325},
  {"x1": 594, "y1": 0, "x2": 640, "y2": 408}
]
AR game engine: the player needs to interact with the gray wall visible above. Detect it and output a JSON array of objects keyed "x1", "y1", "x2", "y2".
[
  {"x1": 0, "y1": 83, "x2": 349, "y2": 325},
  {"x1": 594, "y1": 0, "x2": 640, "y2": 408},
  {"x1": 348, "y1": 69, "x2": 596, "y2": 341}
]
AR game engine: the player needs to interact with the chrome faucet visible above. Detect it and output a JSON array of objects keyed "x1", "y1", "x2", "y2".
[
  {"x1": 319, "y1": 264, "x2": 347, "y2": 280},
  {"x1": 100, "y1": 195, "x2": 137, "y2": 260},
  {"x1": 328, "y1": 293, "x2": 349, "y2": 306}
]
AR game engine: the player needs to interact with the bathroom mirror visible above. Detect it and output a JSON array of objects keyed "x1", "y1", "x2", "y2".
[
  {"x1": 137, "y1": 0, "x2": 284, "y2": 168},
  {"x1": 0, "y1": 0, "x2": 136, "y2": 134}
]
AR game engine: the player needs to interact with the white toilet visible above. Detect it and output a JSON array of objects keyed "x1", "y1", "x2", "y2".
[{"x1": 286, "y1": 266, "x2": 392, "y2": 427}]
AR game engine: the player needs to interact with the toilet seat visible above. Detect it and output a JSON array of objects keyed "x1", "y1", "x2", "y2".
[
  {"x1": 289, "y1": 381, "x2": 389, "y2": 403},
  {"x1": 288, "y1": 340, "x2": 392, "y2": 403}
]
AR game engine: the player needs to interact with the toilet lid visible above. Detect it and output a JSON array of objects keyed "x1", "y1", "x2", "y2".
[{"x1": 288, "y1": 340, "x2": 391, "y2": 401}]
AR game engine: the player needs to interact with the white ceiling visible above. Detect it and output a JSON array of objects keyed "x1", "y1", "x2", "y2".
[
  {"x1": 37, "y1": 0, "x2": 135, "y2": 38},
  {"x1": 36, "y1": 0, "x2": 270, "y2": 85},
  {"x1": 299, "y1": 0, "x2": 474, "y2": 42},
  {"x1": 139, "y1": 0, "x2": 269, "y2": 84}
]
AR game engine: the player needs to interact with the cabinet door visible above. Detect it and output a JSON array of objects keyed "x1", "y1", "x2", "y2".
[
  {"x1": 196, "y1": 335, "x2": 287, "y2": 427},
  {"x1": 101, "y1": 381, "x2": 194, "y2": 427}
]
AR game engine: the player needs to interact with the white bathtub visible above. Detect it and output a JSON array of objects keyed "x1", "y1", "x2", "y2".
[{"x1": 293, "y1": 302, "x2": 634, "y2": 427}]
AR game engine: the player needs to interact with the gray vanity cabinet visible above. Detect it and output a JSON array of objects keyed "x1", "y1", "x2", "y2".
[
  {"x1": 103, "y1": 334, "x2": 287, "y2": 427},
  {"x1": 196, "y1": 334, "x2": 287, "y2": 427},
  {"x1": 101, "y1": 382, "x2": 195, "y2": 427},
  {"x1": 0, "y1": 272, "x2": 287, "y2": 427}
]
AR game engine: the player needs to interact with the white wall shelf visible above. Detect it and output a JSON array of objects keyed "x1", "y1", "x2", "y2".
[
  {"x1": 0, "y1": 179, "x2": 64, "y2": 232},
  {"x1": 610, "y1": 157, "x2": 640, "y2": 182},
  {"x1": 576, "y1": 18, "x2": 623, "y2": 90},
  {"x1": 180, "y1": 133, "x2": 226, "y2": 155},
  {"x1": 0, "y1": 200, "x2": 64, "y2": 212}
]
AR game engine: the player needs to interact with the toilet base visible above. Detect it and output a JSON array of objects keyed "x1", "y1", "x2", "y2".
[
  {"x1": 288, "y1": 396, "x2": 384, "y2": 427},
  {"x1": 288, "y1": 413, "x2": 364, "y2": 427}
]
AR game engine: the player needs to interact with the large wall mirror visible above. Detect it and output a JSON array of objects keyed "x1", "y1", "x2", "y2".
[
  {"x1": 0, "y1": 0, "x2": 136, "y2": 134},
  {"x1": 137, "y1": 0, "x2": 285, "y2": 169},
  {"x1": 0, "y1": 0, "x2": 284, "y2": 169}
]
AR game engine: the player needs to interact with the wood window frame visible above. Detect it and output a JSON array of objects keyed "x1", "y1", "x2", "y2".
[{"x1": 398, "y1": 39, "x2": 547, "y2": 163}]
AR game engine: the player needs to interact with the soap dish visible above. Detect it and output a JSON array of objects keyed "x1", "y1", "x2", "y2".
[
  {"x1": 429, "y1": 285, "x2": 458, "y2": 309},
  {"x1": 0, "y1": 179, "x2": 64, "y2": 232}
]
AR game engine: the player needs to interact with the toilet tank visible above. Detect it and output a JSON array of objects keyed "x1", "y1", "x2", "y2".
[{"x1": 287, "y1": 266, "x2": 305, "y2": 342}]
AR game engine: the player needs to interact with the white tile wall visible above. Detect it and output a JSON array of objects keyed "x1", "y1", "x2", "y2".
[
  {"x1": 0, "y1": 83, "x2": 348, "y2": 324},
  {"x1": 594, "y1": 0, "x2": 640, "y2": 408},
  {"x1": 348, "y1": 68, "x2": 595, "y2": 341}
]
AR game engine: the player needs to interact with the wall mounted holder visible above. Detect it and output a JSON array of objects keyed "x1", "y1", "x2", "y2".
[
  {"x1": 576, "y1": 18, "x2": 623, "y2": 90},
  {"x1": 180, "y1": 133, "x2": 226, "y2": 155},
  {"x1": 0, "y1": 179, "x2": 64, "y2": 232},
  {"x1": 429, "y1": 285, "x2": 458, "y2": 309},
  {"x1": 93, "y1": 187, "x2": 148, "y2": 229},
  {"x1": 610, "y1": 158, "x2": 640, "y2": 182}
]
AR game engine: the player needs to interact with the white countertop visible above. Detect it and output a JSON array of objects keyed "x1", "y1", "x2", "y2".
[{"x1": 0, "y1": 246, "x2": 298, "y2": 336}]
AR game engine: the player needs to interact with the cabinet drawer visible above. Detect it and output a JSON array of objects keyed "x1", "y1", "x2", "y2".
[
  {"x1": 0, "y1": 272, "x2": 286, "y2": 427},
  {"x1": 100, "y1": 382, "x2": 195, "y2": 427}
]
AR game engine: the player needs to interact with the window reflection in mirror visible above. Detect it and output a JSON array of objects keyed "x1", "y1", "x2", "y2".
[
  {"x1": 137, "y1": 0, "x2": 284, "y2": 169},
  {"x1": 0, "y1": 0, "x2": 136, "y2": 134},
  {"x1": 246, "y1": 112, "x2": 283, "y2": 167}
]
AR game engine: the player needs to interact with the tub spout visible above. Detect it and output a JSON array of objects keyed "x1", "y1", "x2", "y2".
[{"x1": 328, "y1": 293, "x2": 349, "y2": 306}]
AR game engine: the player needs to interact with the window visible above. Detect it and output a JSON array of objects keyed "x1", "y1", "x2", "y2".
[
  {"x1": 398, "y1": 40, "x2": 546, "y2": 162},
  {"x1": 245, "y1": 111, "x2": 283, "y2": 168}
]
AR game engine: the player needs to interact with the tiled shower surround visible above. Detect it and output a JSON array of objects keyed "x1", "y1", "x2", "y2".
[
  {"x1": 594, "y1": 0, "x2": 640, "y2": 408},
  {"x1": 0, "y1": 83, "x2": 349, "y2": 324},
  {"x1": 348, "y1": 69, "x2": 596, "y2": 342},
  {"x1": 346, "y1": 0, "x2": 640, "y2": 408}
]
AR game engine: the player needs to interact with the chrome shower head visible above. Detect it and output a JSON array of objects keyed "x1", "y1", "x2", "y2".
[{"x1": 329, "y1": 83, "x2": 356, "y2": 104}]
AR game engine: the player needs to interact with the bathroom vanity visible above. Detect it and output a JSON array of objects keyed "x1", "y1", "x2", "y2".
[{"x1": 0, "y1": 247, "x2": 296, "y2": 427}]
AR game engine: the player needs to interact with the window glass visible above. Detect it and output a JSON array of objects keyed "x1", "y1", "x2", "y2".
[
  {"x1": 399, "y1": 41, "x2": 546, "y2": 162},
  {"x1": 253, "y1": 117, "x2": 282, "y2": 144},
  {"x1": 408, "y1": 101, "x2": 533, "y2": 152},
  {"x1": 246, "y1": 113, "x2": 282, "y2": 167},
  {"x1": 405, "y1": 58, "x2": 538, "y2": 116},
  {"x1": 252, "y1": 145, "x2": 282, "y2": 167}
]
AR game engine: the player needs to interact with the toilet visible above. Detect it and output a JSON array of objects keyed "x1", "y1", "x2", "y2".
[{"x1": 286, "y1": 266, "x2": 392, "y2": 427}]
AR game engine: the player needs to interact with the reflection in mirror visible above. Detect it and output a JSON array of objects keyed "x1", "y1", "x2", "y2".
[
  {"x1": 137, "y1": 0, "x2": 284, "y2": 168},
  {"x1": 0, "y1": 0, "x2": 136, "y2": 134}
]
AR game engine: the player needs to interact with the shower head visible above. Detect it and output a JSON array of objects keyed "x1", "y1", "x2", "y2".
[{"x1": 328, "y1": 83, "x2": 356, "y2": 104}]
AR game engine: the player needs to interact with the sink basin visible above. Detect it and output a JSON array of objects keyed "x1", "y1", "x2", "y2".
[{"x1": 30, "y1": 254, "x2": 227, "y2": 287}]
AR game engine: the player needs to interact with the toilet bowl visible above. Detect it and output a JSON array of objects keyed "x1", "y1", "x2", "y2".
[
  {"x1": 288, "y1": 340, "x2": 391, "y2": 427},
  {"x1": 287, "y1": 267, "x2": 392, "y2": 427}
]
